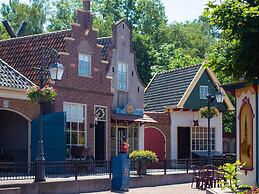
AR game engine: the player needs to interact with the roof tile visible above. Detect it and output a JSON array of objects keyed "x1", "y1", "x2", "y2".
[{"x1": 144, "y1": 64, "x2": 201, "y2": 112}]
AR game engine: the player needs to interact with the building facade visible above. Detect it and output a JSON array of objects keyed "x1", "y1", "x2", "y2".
[
  {"x1": 105, "y1": 20, "x2": 145, "y2": 157},
  {"x1": 144, "y1": 65, "x2": 234, "y2": 160},
  {"x1": 0, "y1": 0, "x2": 113, "y2": 161},
  {"x1": 224, "y1": 81, "x2": 259, "y2": 185}
]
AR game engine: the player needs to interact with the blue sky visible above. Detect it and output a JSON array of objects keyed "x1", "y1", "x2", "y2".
[
  {"x1": 0, "y1": 0, "x2": 209, "y2": 23},
  {"x1": 162, "y1": 0, "x2": 209, "y2": 22}
]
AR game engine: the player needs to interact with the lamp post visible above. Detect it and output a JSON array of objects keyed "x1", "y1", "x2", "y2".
[
  {"x1": 35, "y1": 47, "x2": 64, "y2": 182},
  {"x1": 206, "y1": 90, "x2": 224, "y2": 165}
]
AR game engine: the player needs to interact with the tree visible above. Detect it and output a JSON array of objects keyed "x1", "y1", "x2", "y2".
[
  {"x1": 204, "y1": 0, "x2": 259, "y2": 81},
  {"x1": 0, "y1": 0, "x2": 48, "y2": 37},
  {"x1": 150, "y1": 18, "x2": 217, "y2": 74},
  {"x1": 47, "y1": 0, "x2": 81, "y2": 31}
]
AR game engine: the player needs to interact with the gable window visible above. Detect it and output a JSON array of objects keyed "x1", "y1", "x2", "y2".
[
  {"x1": 64, "y1": 102, "x2": 86, "y2": 158},
  {"x1": 200, "y1": 85, "x2": 208, "y2": 99},
  {"x1": 118, "y1": 63, "x2": 127, "y2": 91},
  {"x1": 191, "y1": 127, "x2": 215, "y2": 151},
  {"x1": 79, "y1": 53, "x2": 91, "y2": 77}
]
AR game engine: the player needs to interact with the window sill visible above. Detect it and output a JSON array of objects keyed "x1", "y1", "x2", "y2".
[{"x1": 79, "y1": 75, "x2": 93, "y2": 78}]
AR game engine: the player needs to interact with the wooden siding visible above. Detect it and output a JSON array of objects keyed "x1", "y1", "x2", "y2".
[{"x1": 183, "y1": 71, "x2": 227, "y2": 110}]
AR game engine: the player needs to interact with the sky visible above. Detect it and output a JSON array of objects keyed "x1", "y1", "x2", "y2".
[{"x1": 0, "y1": 0, "x2": 209, "y2": 23}]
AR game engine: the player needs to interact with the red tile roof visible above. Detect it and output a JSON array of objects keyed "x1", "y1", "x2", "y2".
[
  {"x1": 0, "y1": 30, "x2": 71, "y2": 85},
  {"x1": 0, "y1": 30, "x2": 112, "y2": 85}
]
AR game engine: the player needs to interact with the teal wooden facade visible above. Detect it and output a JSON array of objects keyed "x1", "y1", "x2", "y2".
[{"x1": 184, "y1": 71, "x2": 228, "y2": 110}]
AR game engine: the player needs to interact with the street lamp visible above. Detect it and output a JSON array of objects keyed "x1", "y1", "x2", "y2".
[
  {"x1": 35, "y1": 47, "x2": 64, "y2": 182},
  {"x1": 206, "y1": 89, "x2": 224, "y2": 165}
]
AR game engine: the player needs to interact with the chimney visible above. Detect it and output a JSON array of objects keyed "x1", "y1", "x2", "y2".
[
  {"x1": 76, "y1": 0, "x2": 92, "y2": 29},
  {"x1": 83, "y1": 0, "x2": 90, "y2": 11},
  {"x1": 2, "y1": 20, "x2": 16, "y2": 38}
]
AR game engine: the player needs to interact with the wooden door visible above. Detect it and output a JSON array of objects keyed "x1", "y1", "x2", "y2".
[
  {"x1": 177, "y1": 127, "x2": 191, "y2": 159},
  {"x1": 144, "y1": 127, "x2": 165, "y2": 161}
]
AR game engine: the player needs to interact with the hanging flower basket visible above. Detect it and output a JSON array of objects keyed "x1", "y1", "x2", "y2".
[
  {"x1": 26, "y1": 85, "x2": 57, "y2": 103},
  {"x1": 199, "y1": 106, "x2": 219, "y2": 119}
]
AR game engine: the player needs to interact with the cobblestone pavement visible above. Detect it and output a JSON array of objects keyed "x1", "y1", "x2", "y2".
[{"x1": 88, "y1": 183, "x2": 206, "y2": 194}]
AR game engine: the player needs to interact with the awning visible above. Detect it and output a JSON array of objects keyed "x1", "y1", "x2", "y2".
[{"x1": 111, "y1": 113, "x2": 157, "y2": 124}]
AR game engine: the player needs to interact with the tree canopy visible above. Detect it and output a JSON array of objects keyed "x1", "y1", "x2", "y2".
[
  {"x1": 204, "y1": 0, "x2": 259, "y2": 82},
  {"x1": 0, "y1": 0, "x2": 48, "y2": 38}
]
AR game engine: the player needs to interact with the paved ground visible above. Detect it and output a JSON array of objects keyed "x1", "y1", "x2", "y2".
[{"x1": 87, "y1": 183, "x2": 206, "y2": 194}]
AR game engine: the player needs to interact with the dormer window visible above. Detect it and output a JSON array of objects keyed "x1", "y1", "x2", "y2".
[
  {"x1": 79, "y1": 53, "x2": 91, "y2": 77},
  {"x1": 200, "y1": 85, "x2": 208, "y2": 99},
  {"x1": 118, "y1": 63, "x2": 127, "y2": 91}
]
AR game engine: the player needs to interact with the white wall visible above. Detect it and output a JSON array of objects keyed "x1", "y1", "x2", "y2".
[
  {"x1": 170, "y1": 110, "x2": 223, "y2": 160},
  {"x1": 236, "y1": 90, "x2": 257, "y2": 185}
]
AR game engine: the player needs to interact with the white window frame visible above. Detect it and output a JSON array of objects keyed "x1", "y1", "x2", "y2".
[
  {"x1": 200, "y1": 85, "x2": 209, "y2": 99},
  {"x1": 191, "y1": 127, "x2": 216, "y2": 151},
  {"x1": 63, "y1": 102, "x2": 87, "y2": 158},
  {"x1": 118, "y1": 63, "x2": 128, "y2": 91},
  {"x1": 78, "y1": 53, "x2": 91, "y2": 77}
]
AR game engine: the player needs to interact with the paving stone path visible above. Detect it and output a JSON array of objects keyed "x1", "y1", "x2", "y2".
[{"x1": 88, "y1": 183, "x2": 206, "y2": 194}]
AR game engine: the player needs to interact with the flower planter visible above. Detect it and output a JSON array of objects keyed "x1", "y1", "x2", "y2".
[{"x1": 137, "y1": 160, "x2": 147, "y2": 175}]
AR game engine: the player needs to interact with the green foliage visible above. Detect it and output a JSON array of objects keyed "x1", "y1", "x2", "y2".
[
  {"x1": 26, "y1": 85, "x2": 57, "y2": 103},
  {"x1": 0, "y1": 0, "x2": 48, "y2": 38},
  {"x1": 204, "y1": 0, "x2": 259, "y2": 82},
  {"x1": 129, "y1": 150, "x2": 158, "y2": 162},
  {"x1": 219, "y1": 160, "x2": 244, "y2": 193},
  {"x1": 47, "y1": 0, "x2": 81, "y2": 31},
  {"x1": 200, "y1": 107, "x2": 219, "y2": 119}
]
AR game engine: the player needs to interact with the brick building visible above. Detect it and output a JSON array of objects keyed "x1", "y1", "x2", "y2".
[
  {"x1": 0, "y1": 59, "x2": 38, "y2": 162},
  {"x1": 0, "y1": 0, "x2": 114, "y2": 161},
  {"x1": 0, "y1": 0, "x2": 150, "y2": 162}
]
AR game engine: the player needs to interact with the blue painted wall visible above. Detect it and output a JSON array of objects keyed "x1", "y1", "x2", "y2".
[{"x1": 31, "y1": 112, "x2": 66, "y2": 161}]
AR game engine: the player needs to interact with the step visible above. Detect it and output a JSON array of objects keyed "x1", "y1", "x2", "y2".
[{"x1": 0, "y1": 187, "x2": 21, "y2": 194}]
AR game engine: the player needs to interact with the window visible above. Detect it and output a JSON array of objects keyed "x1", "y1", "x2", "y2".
[
  {"x1": 118, "y1": 63, "x2": 127, "y2": 91},
  {"x1": 191, "y1": 127, "x2": 215, "y2": 151},
  {"x1": 79, "y1": 53, "x2": 91, "y2": 77},
  {"x1": 200, "y1": 85, "x2": 208, "y2": 99},
  {"x1": 128, "y1": 123, "x2": 139, "y2": 153},
  {"x1": 64, "y1": 103, "x2": 86, "y2": 158}
]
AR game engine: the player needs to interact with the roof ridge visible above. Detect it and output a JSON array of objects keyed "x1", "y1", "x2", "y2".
[
  {"x1": 157, "y1": 64, "x2": 202, "y2": 75},
  {"x1": 0, "y1": 59, "x2": 35, "y2": 86},
  {"x1": 0, "y1": 29, "x2": 71, "y2": 43}
]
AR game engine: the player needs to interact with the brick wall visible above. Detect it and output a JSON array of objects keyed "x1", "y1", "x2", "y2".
[
  {"x1": 52, "y1": 3, "x2": 113, "y2": 160},
  {"x1": 0, "y1": 97, "x2": 39, "y2": 120},
  {"x1": 144, "y1": 112, "x2": 171, "y2": 159}
]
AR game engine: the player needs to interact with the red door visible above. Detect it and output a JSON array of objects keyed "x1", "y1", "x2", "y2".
[{"x1": 144, "y1": 127, "x2": 165, "y2": 161}]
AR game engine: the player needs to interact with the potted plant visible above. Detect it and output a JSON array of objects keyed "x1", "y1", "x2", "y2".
[
  {"x1": 26, "y1": 85, "x2": 57, "y2": 103},
  {"x1": 129, "y1": 150, "x2": 158, "y2": 175},
  {"x1": 218, "y1": 160, "x2": 246, "y2": 193},
  {"x1": 199, "y1": 106, "x2": 219, "y2": 119}
]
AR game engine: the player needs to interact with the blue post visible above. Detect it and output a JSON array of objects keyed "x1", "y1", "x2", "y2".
[{"x1": 111, "y1": 153, "x2": 130, "y2": 191}]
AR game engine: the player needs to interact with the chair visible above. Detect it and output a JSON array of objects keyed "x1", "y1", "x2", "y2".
[
  {"x1": 213, "y1": 168, "x2": 224, "y2": 188},
  {"x1": 191, "y1": 165, "x2": 200, "y2": 188},
  {"x1": 204, "y1": 165, "x2": 216, "y2": 188},
  {"x1": 199, "y1": 166, "x2": 210, "y2": 190}
]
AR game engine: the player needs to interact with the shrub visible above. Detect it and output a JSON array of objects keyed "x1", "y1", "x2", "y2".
[{"x1": 129, "y1": 150, "x2": 158, "y2": 162}]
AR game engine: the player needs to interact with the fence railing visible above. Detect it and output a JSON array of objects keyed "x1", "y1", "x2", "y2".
[{"x1": 0, "y1": 157, "x2": 235, "y2": 181}]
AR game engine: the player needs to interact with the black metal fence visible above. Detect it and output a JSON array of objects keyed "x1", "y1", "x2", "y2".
[{"x1": 0, "y1": 157, "x2": 235, "y2": 181}]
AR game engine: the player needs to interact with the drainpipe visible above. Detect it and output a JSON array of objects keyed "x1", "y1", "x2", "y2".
[{"x1": 256, "y1": 85, "x2": 259, "y2": 185}]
